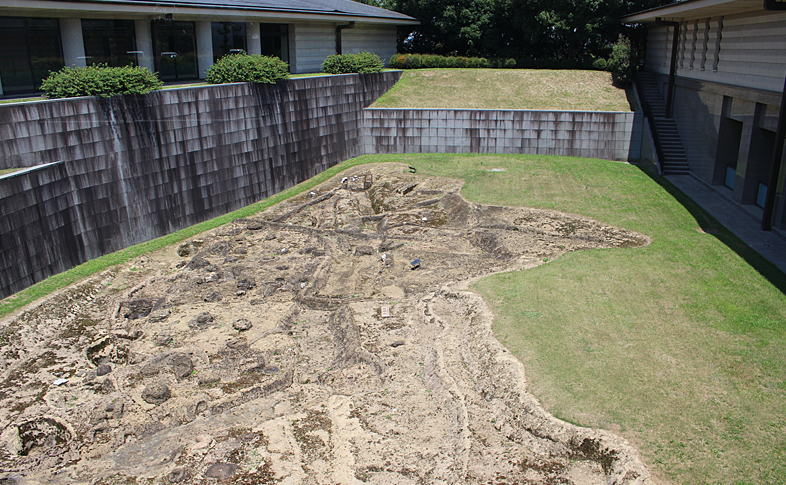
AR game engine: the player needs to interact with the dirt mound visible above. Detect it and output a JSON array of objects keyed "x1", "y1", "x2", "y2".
[{"x1": 0, "y1": 163, "x2": 652, "y2": 484}]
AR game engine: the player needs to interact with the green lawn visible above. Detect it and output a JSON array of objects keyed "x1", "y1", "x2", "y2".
[
  {"x1": 372, "y1": 69, "x2": 631, "y2": 111},
  {"x1": 398, "y1": 153, "x2": 786, "y2": 485}
]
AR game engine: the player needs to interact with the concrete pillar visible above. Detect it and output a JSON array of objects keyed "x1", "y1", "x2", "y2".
[
  {"x1": 247, "y1": 22, "x2": 261, "y2": 55},
  {"x1": 134, "y1": 20, "x2": 156, "y2": 73},
  {"x1": 60, "y1": 18, "x2": 87, "y2": 67},
  {"x1": 196, "y1": 21, "x2": 213, "y2": 79},
  {"x1": 288, "y1": 24, "x2": 299, "y2": 73}
]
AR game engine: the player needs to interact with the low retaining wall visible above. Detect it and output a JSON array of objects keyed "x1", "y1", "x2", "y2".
[
  {"x1": 0, "y1": 74, "x2": 644, "y2": 298},
  {"x1": 363, "y1": 109, "x2": 643, "y2": 161},
  {"x1": 0, "y1": 73, "x2": 400, "y2": 298}
]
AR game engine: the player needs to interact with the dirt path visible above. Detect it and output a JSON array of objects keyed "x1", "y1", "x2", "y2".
[{"x1": 0, "y1": 163, "x2": 653, "y2": 484}]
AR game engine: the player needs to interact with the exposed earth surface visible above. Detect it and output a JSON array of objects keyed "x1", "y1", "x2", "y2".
[{"x1": 0, "y1": 163, "x2": 654, "y2": 484}]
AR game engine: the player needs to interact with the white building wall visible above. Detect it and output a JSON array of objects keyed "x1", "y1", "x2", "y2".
[
  {"x1": 645, "y1": 11, "x2": 786, "y2": 93},
  {"x1": 289, "y1": 22, "x2": 337, "y2": 73},
  {"x1": 342, "y1": 25, "x2": 398, "y2": 65}
]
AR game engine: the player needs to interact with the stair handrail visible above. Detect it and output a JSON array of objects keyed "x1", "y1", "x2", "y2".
[{"x1": 635, "y1": 72, "x2": 665, "y2": 174}]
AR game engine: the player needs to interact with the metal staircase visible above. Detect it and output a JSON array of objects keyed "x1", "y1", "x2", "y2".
[{"x1": 636, "y1": 72, "x2": 690, "y2": 175}]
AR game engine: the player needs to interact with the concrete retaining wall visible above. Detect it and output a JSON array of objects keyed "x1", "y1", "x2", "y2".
[
  {"x1": 0, "y1": 72, "x2": 399, "y2": 298},
  {"x1": 363, "y1": 109, "x2": 642, "y2": 161}
]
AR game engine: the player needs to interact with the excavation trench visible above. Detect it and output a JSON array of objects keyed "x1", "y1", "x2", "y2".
[{"x1": 0, "y1": 163, "x2": 653, "y2": 484}]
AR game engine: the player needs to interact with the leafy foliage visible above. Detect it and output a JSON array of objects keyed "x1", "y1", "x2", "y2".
[
  {"x1": 388, "y1": 53, "x2": 493, "y2": 69},
  {"x1": 387, "y1": 0, "x2": 672, "y2": 64},
  {"x1": 608, "y1": 35, "x2": 634, "y2": 86},
  {"x1": 205, "y1": 53, "x2": 289, "y2": 84},
  {"x1": 40, "y1": 64, "x2": 163, "y2": 99},
  {"x1": 322, "y1": 52, "x2": 384, "y2": 74}
]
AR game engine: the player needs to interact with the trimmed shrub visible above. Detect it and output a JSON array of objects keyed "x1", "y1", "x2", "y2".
[
  {"x1": 591, "y1": 58, "x2": 608, "y2": 71},
  {"x1": 385, "y1": 54, "x2": 493, "y2": 69},
  {"x1": 40, "y1": 64, "x2": 163, "y2": 99},
  {"x1": 205, "y1": 53, "x2": 289, "y2": 84},
  {"x1": 322, "y1": 52, "x2": 384, "y2": 74},
  {"x1": 389, "y1": 53, "x2": 408, "y2": 69}
]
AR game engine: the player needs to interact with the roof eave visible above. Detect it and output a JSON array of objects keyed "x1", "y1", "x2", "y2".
[{"x1": 621, "y1": 0, "x2": 764, "y2": 22}]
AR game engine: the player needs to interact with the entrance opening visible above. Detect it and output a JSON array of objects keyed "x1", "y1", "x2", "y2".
[
  {"x1": 0, "y1": 17, "x2": 63, "y2": 95},
  {"x1": 714, "y1": 116, "x2": 743, "y2": 189},
  {"x1": 151, "y1": 20, "x2": 197, "y2": 82}
]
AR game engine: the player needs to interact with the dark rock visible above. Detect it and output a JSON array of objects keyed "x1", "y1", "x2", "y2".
[
  {"x1": 121, "y1": 299, "x2": 156, "y2": 320},
  {"x1": 312, "y1": 249, "x2": 326, "y2": 257},
  {"x1": 189, "y1": 312, "x2": 214, "y2": 329},
  {"x1": 142, "y1": 383, "x2": 171, "y2": 405},
  {"x1": 198, "y1": 373, "x2": 219, "y2": 385},
  {"x1": 177, "y1": 244, "x2": 191, "y2": 258},
  {"x1": 354, "y1": 245, "x2": 374, "y2": 256},
  {"x1": 187, "y1": 257, "x2": 211, "y2": 271},
  {"x1": 265, "y1": 233, "x2": 276, "y2": 240},
  {"x1": 96, "y1": 364, "x2": 112, "y2": 376},
  {"x1": 204, "y1": 292, "x2": 223, "y2": 303},
  {"x1": 246, "y1": 221, "x2": 264, "y2": 231},
  {"x1": 149, "y1": 309, "x2": 171, "y2": 322},
  {"x1": 391, "y1": 341, "x2": 405, "y2": 348},
  {"x1": 168, "y1": 468, "x2": 187, "y2": 483},
  {"x1": 101, "y1": 378, "x2": 115, "y2": 393},
  {"x1": 83, "y1": 371, "x2": 97, "y2": 383},
  {"x1": 140, "y1": 364, "x2": 162, "y2": 377},
  {"x1": 276, "y1": 265, "x2": 290, "y2": 271},
  {"x1": 156, "y1": 334, "x2": 173, "y2": 346},
  {"x1": 233, "y1": 319, "x2": 253, "y2": 331},
  {"x1": 195, "y1": 400, "x2": 208, "y2": 414},
  {"x1": 172, "y1": 355, "x2": 194, "y2": 379},
  {"x1": 237, "y1": 278, "x2": 255, "y2": 291}
]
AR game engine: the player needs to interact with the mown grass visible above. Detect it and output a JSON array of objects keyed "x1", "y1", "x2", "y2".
[
  {"x1": 372, "y1": 69, "x2": 631, "y2": 111},
  {"x1": 3, "y1": 153, "x2": 785, "y2": 485},
  {"x1": 0, "y1": 168, "x2": 22, "y2": 176},
  {"x1": 399, "y1": 153, "x2": 786, "y2": 485}
]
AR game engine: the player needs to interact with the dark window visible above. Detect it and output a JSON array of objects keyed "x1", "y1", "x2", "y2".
[
  {"x1": 212, "y1": 22, "x2": 246, "y2": 62},
  {"x1": 260, "y1": 24, "x2": 289, "y2": 63},
  {"x1": 0, "y1": 17, "x2": 63, "y2": 95},
  {"x1": 151, "y1": 20, "x2": 197, "y2": 82},
  {"x1": 81, "y1": 19, "x2": 137, "y2": 67}
]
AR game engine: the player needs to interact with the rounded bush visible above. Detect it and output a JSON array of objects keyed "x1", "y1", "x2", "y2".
[
  {"x1": 40, "y1": 64, "x2": 163, "y2": 99},
  {"x1": 389, "y1": 54, "x2": 409, "y2": 69},
  {"x1": 322, "y1": 52, "x2": 384, "y2": 74},
  {"x1": 205, "y1": 53, "x2": 289, "y2": 84},
  {"x1": 591, "y1": 58, "x2": 608, "y2": 71}
]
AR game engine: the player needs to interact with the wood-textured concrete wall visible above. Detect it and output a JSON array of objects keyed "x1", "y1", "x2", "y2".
[
  {"x1": 0, "y1": 72, "x2": 400, "y2": 298},
  {"x1": 644, "y1": 11, "x2": 786, "y2": 93},
  {"x1": 363, "y1": 109, "x2": 642, "y2": 162},
  {"x1": 342, "y1": 25, "x2": 398, "y2": 65}
]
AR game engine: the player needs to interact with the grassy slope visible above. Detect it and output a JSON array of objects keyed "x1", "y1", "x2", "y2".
[
  {"x1": 398, "y1": 153, "x2": 786, "y2": 485},
  {"x1": 372, "y1": 69, "x2": 631, "y2": 111}
]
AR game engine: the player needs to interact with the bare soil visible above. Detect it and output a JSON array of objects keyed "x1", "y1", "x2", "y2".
[{"x1": 0, "y1": 163, "x2": 654, "y2": 484}]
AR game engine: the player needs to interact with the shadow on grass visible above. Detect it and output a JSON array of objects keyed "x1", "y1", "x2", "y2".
[{"x1": 637, "y1": 164, "x2": 786, "y2": 295}]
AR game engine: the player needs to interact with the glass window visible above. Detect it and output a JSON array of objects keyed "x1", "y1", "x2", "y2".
[
  {"x1": 151, "y1": 20, "x2": 197, "y2": 82},
  {"x1": 212, "y1": 22, "x2": 246, "y2": 62},
  {"x1": 260, "y1": 23, "x2": 288, "y2": 63},
  {"x1": 82, "y1": 19, "x2": 137, "y2": 67},
  {"x1": 0, "y1": 17, "x2": 63, "y2": 95}
]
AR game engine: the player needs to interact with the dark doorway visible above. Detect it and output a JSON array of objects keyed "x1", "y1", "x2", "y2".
[
  {"x1": 212, "y1": 22, "x2": 247, "y2": 62},
  {"x1": 151, "y1": 20, "x2": 197, "y2": 82},
  {"x1": 0, "y1": 17, "x2": 63, "y2": 95},
  {"x1": 82, "y1": 19, "x2": 137, "y2": 68},
  {"x1": 260, "y1": 24, "x2": 289, "y2": 63},
  {"x1": 714, "y1": 114, "x2": 743, "y2": 190}
]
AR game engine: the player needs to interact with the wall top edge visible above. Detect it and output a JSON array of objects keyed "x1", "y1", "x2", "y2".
[
  {"x1": 0, "y1": 161, "x2": 64, "y2": 180},
  {"x1": 364, "y1": 108, "x2": 639, "y2": 114}
]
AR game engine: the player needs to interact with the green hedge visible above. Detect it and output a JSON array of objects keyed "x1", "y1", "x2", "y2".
[
  {"x1": 389, "y1": 53, "x2": 609, "y2": 71},
  {"x1": 322, "y1": 52, "x2": 384, "y2": 74},
  {"x1": 205, "y1": 53, "x2": 289, "y2": 84},
  {"x1": 40, "y1": 64, "x2": 163, "y2": 99}
]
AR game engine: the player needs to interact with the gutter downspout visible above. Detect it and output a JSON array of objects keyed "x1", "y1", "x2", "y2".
[
  {"x1": 761, "y1": 74, "x2": 786, "y2": 230},
  {"x1": 335, "y1": 21, "x2": 355, "y2": 55},
  {"x1": 656, "y1": 18, "x2": 680, "y2": 118}
]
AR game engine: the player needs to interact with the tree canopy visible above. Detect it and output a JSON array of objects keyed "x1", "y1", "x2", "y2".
[{"x1": 355, "y1": 0, "x2": 672, "y2": 62}]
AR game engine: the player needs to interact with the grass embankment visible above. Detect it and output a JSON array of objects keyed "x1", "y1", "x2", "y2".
[
  {"x1": 372, "y1": 69, "x2": 630, "y2": 111},
  {"x1": 2, "y1": 152, "x2": 784, "y2": 483}
]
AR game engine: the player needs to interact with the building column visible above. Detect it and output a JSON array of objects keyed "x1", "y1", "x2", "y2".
[
  {"x1": 60, "y1": 18, "x2": 87, "y2": 67},
  {"x1": 247, "y1": 22, "x2": 261, "y2": 55},
  {"x1": 288, "y1": 24, "x2": 299, "y2": 73},
  {"x1": 196, "y1": 21, "x2": 213, "y2": 79},
  {"x1": 134, "y1": 20, "x2": 155, "y2": 73}
]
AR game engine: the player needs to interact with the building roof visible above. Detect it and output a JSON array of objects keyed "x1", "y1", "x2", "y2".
[
  {"x1": 0, "y1": 0, "x2": 420, "y2": 24},
  {"x1": 621, "y1": 0, "x2": 770, "y2": 22}
]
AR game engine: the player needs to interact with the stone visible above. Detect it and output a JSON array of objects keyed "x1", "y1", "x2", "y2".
[
  {"x1": 189, "y1": 312, "x2": 214, "y2": 329},
  {"x1": 237, "y1": 278, "x2": 255, "y2": 291},
  {"x1": 168, "y1": 468, "x2": 187, "y2": 483},
  {"x1": 142, "y1": 383, "x2": 171, "y2": 405},
  {"x1": 246, "y1": 221, "x2": 264, "y2": 231},
  {"x1": 148, "y1": 309, "x2": 171, "y2": 323},
  {"x1": 172, "y1": 355, "x2": 194, "y2": 379},
  {"x1": 176, "y1": 244, "x2": 191, "y2": 257},
  {"x1": 354, "y1": 245, "x2": 374, "y2": 256},
  {"x1": 391, "y1": 341, "x2": 405, "y2": 348},
  {"x1": 156, "y1": 334, "x2": 173, "y2": 346},
  {"x1": 96, "y1": 364, "x2": 112, "y2": 376},
  {"x1": 198, "y1": 373, "x2": 220, "y2": 385},
  {"x1": 233, "y1": 319, "x2": 253, "y2": 331},
  {"x1": 204, "y1": 292, "x2": 222, "y2": 303},
  {"x1": 204, "y1": 463, "x2": 238, "y2": 479}
]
